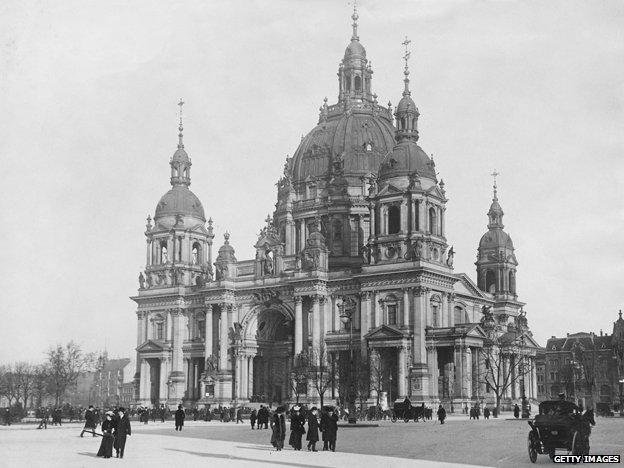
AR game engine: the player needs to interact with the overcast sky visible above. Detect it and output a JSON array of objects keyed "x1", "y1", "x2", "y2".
[{"x1": 1, "y1": 0, "x2": 622, "y2": 363}]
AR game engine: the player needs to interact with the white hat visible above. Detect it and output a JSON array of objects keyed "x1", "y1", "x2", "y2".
[{"x1": 293, "y1": 405, "x2": 301, "y2": 411}]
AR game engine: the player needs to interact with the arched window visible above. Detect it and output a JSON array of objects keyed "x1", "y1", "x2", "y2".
[
  {"x1": 160, "y1": 241, "x2": 168, "y2": 264},
  {"x1": 429, "y1": 208, "x2": 437, "y2": 235},
  {"x1": 454, "y1": 306, "x2": 464, "y2": 325},
  {"x1": 192, "y1": 242, "x2": 201, "y2": 265},
  {"x1": 156, "y1": 321, "x2": 164, "y2": 340},
  {"x1": 432, "y1": 305, "x2": 439, "y2": 327},
  {"x1": 388, "y1": 205, "x2": 400, "y2": 234},
  {"x1": 332, "y1": 219, "x2": 342, "y2": 240},
  {"x1": 354, "y1": 75, "x2": 362, "y2": 91},
  {"x1": 485, "y1": 270, "x2": 496, "y2": 293}
]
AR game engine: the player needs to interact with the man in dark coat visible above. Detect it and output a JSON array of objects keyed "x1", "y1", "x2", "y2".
[
  {"x1": 236, "y1": 407, "x2": 244, "y2": 424},
  {"x1": 437, "y1": 404, "x2": 446, "y2": 424},
  {"x1": 513, "y1": 404, "x2": 520, "y2": 419},
  {"x1": 114, "y1": 407, "x2": 131, "y2": 459},
  {"x1": 258, "y1": 405, "x2": 267, "y2": 429},
  {"x1": 320, "y1": 408, "x2": 330, "y2": 450},
  {"x1": 288, "y1": 406, "x2": 305, "y2": 450},
  {"x1": 271, "y1": 406, "x2": 287, "y2": 451},
  {"x1": 483, "y1": 407, "x2": 490, "y2": 419},
  {"x1": 324, "y1": 408, "x2": 339, "y2": 452},
  {"x1": 159, "y1": 404, "x2": 166, "y2": 423},
  {"x1": 250, "y1": 409, "x2": 257, "y2": 429},
  {"x1": 306, "y1": 407, "x2": 320, "y2": 451},
  {"x1": 175, "y1": 404, "x2": 185, "y2": 431},
  {"x1": 80, "y1": 405, "x2": 97, "y2": 437}
]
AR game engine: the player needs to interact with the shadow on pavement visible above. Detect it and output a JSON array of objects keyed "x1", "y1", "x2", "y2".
[
  {"x1": 165, "y1": 448, "x2": 326, "y2": 468},
  {"x1": 77, "y1": 452, "x2": 98, "y2": 458}
]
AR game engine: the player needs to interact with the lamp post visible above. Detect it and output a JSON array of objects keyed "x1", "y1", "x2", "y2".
[
  {"x1": 339, "y1": 302, "x2": 357, "y2": 424},
  {"x1": 519, "y1": 335, "x2": 529, "y2": 418}
]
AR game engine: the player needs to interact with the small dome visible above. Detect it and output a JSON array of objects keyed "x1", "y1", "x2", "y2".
[
  {"x1": 479, "y1": 229, "x2": 514, "y2": 250},
  {"x1": 171, "y1": 147, "x2": 190, "y2": 163},
  {"x1": 378, "y1": 140, "x2": 436, "y2": 182},
  {"x1": 216, "y1": 234, "x2": 236, "y2": 262},
  {"x1": 154, "y1": 185, "x2": 205, "y2": 222},
  {"x1": 344, "y1": 40, "x2": 366, "y2": 59},
  {"x1": 396, "y1": 94, "x2": 417, "y2": 114}
]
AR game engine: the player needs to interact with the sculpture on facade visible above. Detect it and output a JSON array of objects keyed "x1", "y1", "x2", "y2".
[
  {"x1": 404, "y1": 239, "x2": 423, "y2": 260},
  {"x1": 215, "y1": 263, "x2": 228, "y2": 281},
  {"x1": 138, "y1": 272, "x2": 145, "y2": 289},
  {"x1": 446, "y1": 246, "x2": 455, "y2": 267}
]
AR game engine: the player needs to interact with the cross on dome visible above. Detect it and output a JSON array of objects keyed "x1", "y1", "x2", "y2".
[
  {"x1": 177, "y1": 98, "x2": 185, "y2": 149},
  {"x1": 491, "y1": 170, "x2": 500, "y2": 200},
  {"x1": 351, "y1": 0, "x2": 359, "y2": 40}
]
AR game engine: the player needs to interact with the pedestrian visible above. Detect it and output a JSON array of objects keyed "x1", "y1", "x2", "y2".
[
  {"x1": 306, "y1": 407, "x2": 319, "y2": 452},
  {"x1": 192, "y1": 407, "x2": 198, "y2": 421},
  {"x1": 159, "y1": 405, "x2": 166, "y2": 423},
  {"x1": 513, "y1": 404, "x2": 520, "y2": 419},
  {"x1": 37, "y1": 408, "x2": 49, "y2": 429},
  {"x1": 96, "y1": 412, "x2": 115, "y2": 459},
  {"x1": 259, "y1": 405, "x2": 268, "y2": 429},
  {"x1": 437, "y1": 404, "x2": 446, "y2": 424},
  {"x1": 288, "y1": 406, "x2": 305, "y2": 451},
  {"x1": 114, "y1": 407, "x2": 131, "y2": 459},
  {"x1": 250, "y1": 409, "x2": 257, "y2": 429},
  {"x1": 324, "y1": 407, "x2": 338, "y2": 452},
  {"x1": 80, "y1": 405, "x2": 97, "y2": 437},
  {"x1": 236, "y1": 407, "x2": 244, "y2": 424},
  {"x1": 271, "y1": 406, "x2": 287, "y2": 451},
  {"x1": 483, "y1": 407, "x2": 490, "y2": 420},
  {"x1": 175, "y1": 404, "x2": 185, "y2": 431},
  {"x1": 319, "y1": 407, "x2": 330, "y2": 450}
]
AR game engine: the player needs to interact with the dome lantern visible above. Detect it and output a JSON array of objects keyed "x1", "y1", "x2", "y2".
[{"x1": 394, "y1": 37, "x2": 420, "y2": 143}]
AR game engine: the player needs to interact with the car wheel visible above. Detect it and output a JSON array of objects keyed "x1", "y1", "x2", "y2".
[{"x1": 527, "y1": 431, "x2": 538, "y2": 463}]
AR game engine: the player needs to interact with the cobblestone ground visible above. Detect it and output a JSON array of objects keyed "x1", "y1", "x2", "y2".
[{"x1": 1, "y1": 415, "x2": 622, "y2": 467}]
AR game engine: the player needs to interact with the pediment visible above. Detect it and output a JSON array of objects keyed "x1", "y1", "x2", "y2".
[
  {"x1": 136, "y1": 339, "x2": 166, "y2": 353},
  {"x1": 189, "y1": 224, "x2": 208, "y2": 234},
  {"x1": 364, "y1": 325, "x2": 408, "y2": 340},
  {"x1": 454, "y1": 273, "x2": 487, "y2": 299},
  {"x1": 377, "y1": 184, "x2": 402, "y2": 196},
  {"x1": 463, "y1": 324, "x2": 488, "y2": 339},
  {"x1": 254, "y1": 234, "x2": 281, "y2": 249},
  {"x1": 426, "y1": 185, "x2": 446, "y2": 199}
]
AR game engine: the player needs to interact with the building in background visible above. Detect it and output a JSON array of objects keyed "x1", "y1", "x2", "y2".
[
  {"x1": 537, "y1": 311, "x2": 624, "y2": 411},
  {"x1": 131, "y1": 7, "x2": 540, "y2": 410}
]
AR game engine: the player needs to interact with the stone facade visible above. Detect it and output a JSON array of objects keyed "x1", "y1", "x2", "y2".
[{"x1": 131, "y1": 10, "x2": 540, "y2": 409}]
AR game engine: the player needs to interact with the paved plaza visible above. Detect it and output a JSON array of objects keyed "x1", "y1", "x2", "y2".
[{"x1": 1, "y1": 416, "x2": 623, "y2": 467}]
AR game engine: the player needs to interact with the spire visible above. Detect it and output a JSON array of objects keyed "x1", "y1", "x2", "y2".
[
  {"x1": 177, "y1": 98, "x2": 184, "y2": 149},
  {"x1": 402, "y1": 36, "x2": 411, "y2": 96},
  {"x1": 351, "y1": 0, "x2": 359, "y2": 41},
  {"x1": 487, "y1": 170, "x2": 504, "y2": 229}
]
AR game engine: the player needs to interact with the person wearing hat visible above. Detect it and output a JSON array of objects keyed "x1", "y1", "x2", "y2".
[
  {"x1": 319, "y1": 407, "x2": 330, "y2": 450},
  {"x1": 96, "y1": 412, "x2": 115, "y2": 458},
  {"x1": 114, "y1": 407, "x2": 131, "y2": 459},
  {"x1": 288, "y1": 405, "x2": 306, "y2": 451},
  {"x1": 558, "y1": 392, "x2": 566, "y2": 401},
  {"x1": 324, "y1": 407, "x2": 339, "y2": 452},
  {"x1": 271, "y1": 406, "x2": 287, "y2": 451},
  {"x1": 437, "y1": 404, "x2": 446, "y2": 424},
  {"x1": 306, "y1": 407, "x2": 320, "y2": 451},
  {"x1": 175, "y1": 404, "x2": 185, "y2": 431},
  {"x1": 80, "y1": 405, "x2": 97, "y2": 437}
]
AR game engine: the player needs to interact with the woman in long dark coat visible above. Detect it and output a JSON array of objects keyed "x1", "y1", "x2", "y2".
[
  {"x1": 306, "y1": 407, "x2": 319, "y2": 451},
  {"x1": 325, "y1": 408, "x2": 339, "y2": 452},
  {"x1": 96, "y1": 412, "x2": 115, "y2": 458},
  {"x1": 175, "y1": 405, "x2": 185, "y2": 431},
  {"x1": 288, "y1": 406, "x2": 305, "y2": 450},
  {"x1": 271, "y1": 407, "x2": 287, "y2": 451}
]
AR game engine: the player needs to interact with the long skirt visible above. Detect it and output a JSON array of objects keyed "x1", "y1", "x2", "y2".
[{"x1": 96, "y1": 434, "x2": 114, "y2": 458}]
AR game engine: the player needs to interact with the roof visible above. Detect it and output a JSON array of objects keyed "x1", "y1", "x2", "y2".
[
  {"x1": 545, "y1": 333, "x2": 613, "y2": 352},
  {"x1": 154, "y1": 185, "x2": 205, "y2": 222},
  {"x1": 479, "y1": 229, "x2": 514, "y2": 250},
  {"x1": 101, "y1": 358, "x2": 131, "y2": 373},
  {"x1": 378, "y1": 140, "x2": 436, "y2": 183}
]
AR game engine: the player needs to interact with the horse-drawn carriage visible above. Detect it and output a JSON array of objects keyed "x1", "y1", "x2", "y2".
[
  {"x1": 391, "y1": 398, "x2": 426, "y2": 422},
  {"x1": 527, "y1": 400, "x2": 595, "y2": 463}
]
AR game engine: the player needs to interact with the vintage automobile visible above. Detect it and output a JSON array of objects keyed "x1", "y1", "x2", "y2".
[
  {"x1": 527, "y1": 400, "x2": 595, "y2": 463},
  {"x1": 391, "y1": 398, "x2": 426, "y2": 422}
]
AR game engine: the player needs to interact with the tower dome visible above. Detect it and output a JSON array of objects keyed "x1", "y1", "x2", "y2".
[{"x1": 153, "y1": 100, "x2": 206, "y2": 226}]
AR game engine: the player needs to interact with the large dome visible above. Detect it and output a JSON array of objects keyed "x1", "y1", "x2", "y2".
[
  {"x1": 292, "y1": 106, "x2": 396, "y2": 184},
  {"x1": 378, "y1": 140, "x2": 436, "y2": 183},
  {"x1": 154, "y1": 185, "x2": 205, "y2": 222}
]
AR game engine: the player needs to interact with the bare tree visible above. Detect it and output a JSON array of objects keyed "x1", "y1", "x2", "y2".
[
  {"x1": 46, "y1": 342, "x2": 95, "y2": 405},
  {"x1": 572, "y1": 340, "x2": 598, "y2": 409},
  {"x1": 478, "y1": 333, "x2": 532, "y2": 413},
  {"x1": 308, "y1": 344, "x2": 335, "y2": 409},
  {"x1": 0, "y1": 365, "x2": 17, "y2": 406},
  {"x1": 12, "y1": 362, "x2": 36, "y2": 409},
  {"x1": 289, "y1": 351, "x2": 310, "y2": 404},
  {"x1": 369, "y1": 349, "x2": 385, "y2": 407},
  {"x1": 31, "y1": 365, "x2": 50, "y2": 408}
]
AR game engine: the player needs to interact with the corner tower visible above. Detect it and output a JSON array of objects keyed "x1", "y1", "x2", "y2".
[{"x1": 476, "y1": 173, "x2": 518, "y2": 299}]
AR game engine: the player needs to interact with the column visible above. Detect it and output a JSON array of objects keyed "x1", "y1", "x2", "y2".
[
  {"x1": 298, "y1": 219, "x2": 306, "y2": 252},
  {"x1": 440, "y1": 293, "x2": 448, "y2": 327},
  {"x1": 400, "y1": 199, "x2": 408, "y2": 233},
  {"x1": 323, "y1": 296, "x2": 331, "y2": 337},
  {"x1": 219, "y1": 305, "x2": 229, "y2": 371},
  {"x1": 285, "y1": 218, "x2": 294, "y2": 255},
  {"x1": 358, "y1": 215, "x2": 365, "y2": 251},
  {"x1": 412, "y1": 288, "x2": 426, "y2": 364},
  {"x1": 441, "y1": 208, "x2": 446, "y2": 237},
  {"x1": 464, "y1": 347, "x2": 472, "y2": 398},
  {"x1": 171, "y1": 310, "x2": 184, "y2": 374},
  {"x1": 374, "y1": 293, "x2": 382, "y2": 328},
  {"x1": 448, "y1": 293, "x2": 455, "y2": 328},
  {"x1": 368, "y1": 203, "x2": 376, "y2": 239},
  {"x1": 333, "y1": 296, "x2": 340, "y2": 332},
  {"x1": 471, "y1": 347, "x2": 479, "y2": 399},
  {"x1": 312, "y1": 295, "x2": 321, "y2": 364},
  {"x1": 419, "y1": 199, "x2": 428, "y2": 233},
  {"x1": 204, "y1": 305, "x2": 213, "y2": 358},
  {"x1": 411, "y1": 200, "x2": 417, "y2": 231},
  {"x1": 402, "y1": 288, "x2": 410, "y2": 327},
  {"x1": 398, "y1": 346, "x2": 407, "y2": 398},
  {"x1": 503, "y1": 355, "x2": 510, "y2": 398},
  {"x1": 140, "y1": 359, "x2": 150, "y2": 400},
  {"x1": 193, "y1": 361, "x2": 199, "y2": 399},
  {"x1": 426, "y1": 346, "x2": 438, "y2": 398},
  {"x1": 248, "y1": 356, "x2": 254, "y2": 398},
  {"x1": 136, "y1": 312, "x2": 144, "y2": 346},
  {"x1": 382, "y1": 206, "x2": 388, "y2": 235},
  {"x1": 166, "y1": 310, "x2": 172, "y2": 341},
  {"x1": 454, "y1": 345, "x2": 463, "y2": 398},
  {"x1": 146, "y1": 239, "x2": 152, "y2": 266},
  {"x1": 360, "y1": 292, "x2": 371, "y2": 356},
  {"x1": 531, "y1": 357, "x2": 538, "y2": 399},
  {"x1": 294, "y1": 297, "x2": 303, "y2": 355}
]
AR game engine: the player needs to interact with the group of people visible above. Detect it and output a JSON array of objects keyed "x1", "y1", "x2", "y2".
[
  {"x1": 92, "y1": 407, "x2": 132, "y2": 459},
  {"x1": 270, "y1": 405, "x2": 339, "y2": 452}
]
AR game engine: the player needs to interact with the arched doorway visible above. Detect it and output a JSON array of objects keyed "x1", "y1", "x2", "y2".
[{"x1": 244, "y1": 307, "x2": 294, "y2": 404}]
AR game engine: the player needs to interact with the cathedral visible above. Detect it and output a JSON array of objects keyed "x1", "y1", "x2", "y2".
[{"x1": 131, "y1": 8, "x2": 540, "y2": 410}]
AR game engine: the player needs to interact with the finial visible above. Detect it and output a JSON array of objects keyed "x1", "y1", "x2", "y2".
[
  {"x1": 619, "y1": 309, "x2": 622, "y2": 319},
  {"x1": 373, "y1": 93, "x2": 378, "y2": 104},
  {"x1": 224, "y1": 231, "x2": 230, "y2": 243},
  {"x1": 402, "y1": 36, "x2": 411, "y2": 95},
  {"x1": 265, "y1": 214, "x2": 272, "y2": 226},
  {"x1": 177, "y1": 98, "x2": 185, "y2": 149},
  {"x1": 491, "y1": 170, "x2": 500, "y2": 200},
  {"x1": 351, "y1": 0, "x2": 359, "y2": 40}
]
